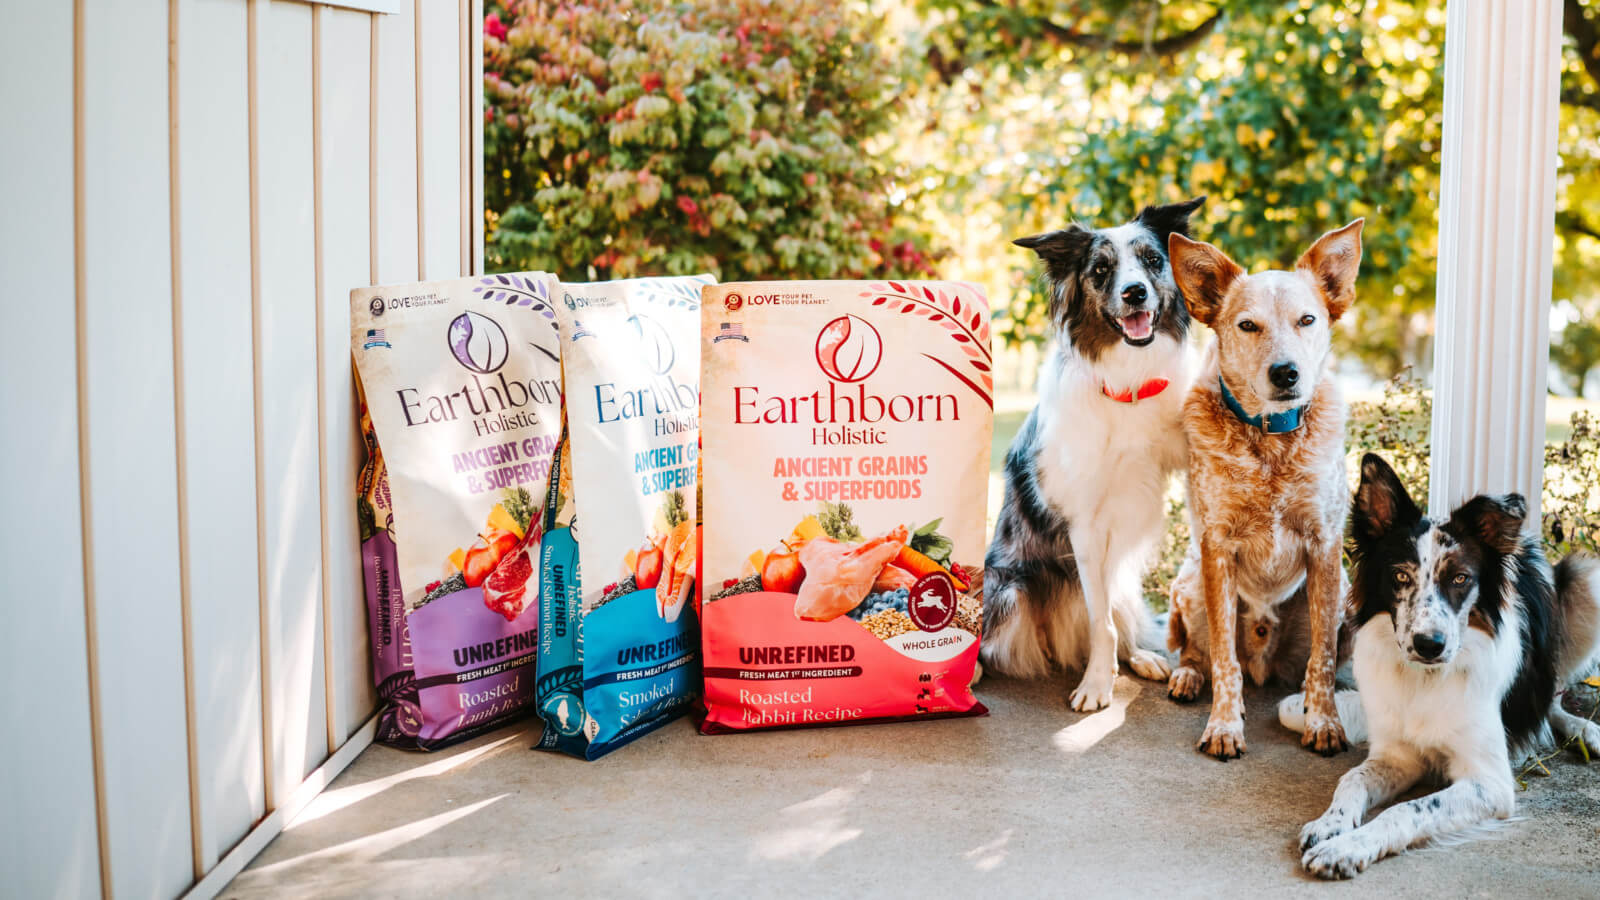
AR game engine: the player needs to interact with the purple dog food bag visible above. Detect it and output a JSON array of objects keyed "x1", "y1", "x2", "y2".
[{"x1": 351, "y1": 274, "x2": 563, "y2": 749}]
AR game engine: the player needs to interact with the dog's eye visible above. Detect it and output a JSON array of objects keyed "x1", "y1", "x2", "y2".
[
  {"x1": 1143, "y1": 253, "x2": 1163, "y2": 269},
  {"x1": 1091, "y1": 262, "x2": 1110, "y2": 277},
  {"x1": 1254, "y1": 624, "x2": 1270, "y2": 638},
  {"x1": 1393, "y1": 570, "x2": 1411, "y2": 586},
  {"x1": 1452, "y1": 573, "x2": 1470, "y2": 586},
  {"x1": 1298, "y1": 314, "x2": 1317, "y2": 327},
  {"x1": 1237, "y1": 320, "x2": 1259, "y2": 333}
]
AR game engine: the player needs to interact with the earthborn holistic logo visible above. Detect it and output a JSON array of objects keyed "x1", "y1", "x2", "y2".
[
  {"x1": 447, "y1": 311, "x2": 510, "y2": 374},
  {"x1": 628, "y1": 313, "x2": 675, "y2": 375},
  {"x1": 370, "y1": 296, "x2": 385, "y2": 317},
  {"x1": 723, "y1": 291, "x2": 744, "y2": 311},
  {"x1": 815, "y1": 314, "x2": 883, "y2": 383},
  {"x1": 908, "y1": 572, "x2": 957, "y2": 632}
]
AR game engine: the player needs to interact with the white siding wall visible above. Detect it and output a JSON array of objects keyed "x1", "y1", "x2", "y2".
[{"x1": 0, "y1": 1, "x2": 482, "y2": 896}]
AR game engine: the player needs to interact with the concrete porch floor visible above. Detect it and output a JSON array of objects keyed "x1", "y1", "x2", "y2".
[{"x1": 228, "y1": 675, "x2": 1600, "y2": 898}]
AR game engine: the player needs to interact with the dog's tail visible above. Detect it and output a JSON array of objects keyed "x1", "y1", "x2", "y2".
[{"x1": 1277, "y1": 690, "x2": 1367, "y2": 743}]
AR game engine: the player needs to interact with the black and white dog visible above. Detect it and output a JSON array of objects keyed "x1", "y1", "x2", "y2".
[
  {"x1": 982, "y1": 197, "x2": 1205, "y2": 711},
  {"x1": 1281, "y1": 453, "x2": 1600, "y2": 878}
]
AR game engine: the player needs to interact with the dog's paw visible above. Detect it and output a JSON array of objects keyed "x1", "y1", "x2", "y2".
[
  {"x1": 1127, "y1": 648, "x2": 1171, "y2": 682},
  {"x1": 1576, "y1": 719, "x2": 1600, "y2": 755},
  {"x1": 1301, "y1": 713, "x2": 1350, "y2": 756},
  {"x1": 1167, "y1": 666, "x2": 1204, "y2": 703},
  {"x1": 970, "y1": 660, "x2": 984, "y2": 688},
  {"x1": 1298, "y1": 813, "x2": 1350, "y2": 851},
  {"x1": 1301, "y1": 831, "x2": 1381, "y2": 880},
  {"x1": 1068, "y1": 671, "x2": 1115, "y2": 712},
  {"x1": 1197, "y1": 716, "x2": 1246, "y2": 760}
]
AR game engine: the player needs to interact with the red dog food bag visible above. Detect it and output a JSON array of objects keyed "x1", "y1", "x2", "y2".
[{"x1": 699, "y1": 280, "x2": 994, "y2": 732}]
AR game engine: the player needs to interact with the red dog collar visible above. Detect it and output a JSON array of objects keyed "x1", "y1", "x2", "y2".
[{"x1": 1102, "y1": 378, "x2": 1170, "y2": 404}]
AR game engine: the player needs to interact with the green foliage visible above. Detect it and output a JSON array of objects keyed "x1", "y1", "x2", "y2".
[
  {"x1": 1145, "y1": 490, "x2": 1189, "y2": 612},
  {"x1": 662, "y1": 488, "x2": 689, "y2": 528},
  {"x1": 909, "y1": 518, "x2": 955, "y2": 567},
  {"x1": 906, "y1": 0, "x2": 1600, "y2": 377},
  {"x1": 1552, "y1": 1, "x2": 1600, "y2": 397},
  {"x1": 1550, "y1": 317, "x2": 1600, "y2": 398},
  {"x1": 483, "y1": 0, "x2": 938, "y2": 281},
  {"x1": 502, "y1": 486, "x2": 537, "y2": 533},
  {"x1": 1344, "y1": 366, "x2": 1432, "y2": 500},
  {"x1": 1544, "y1": 411, "x2": 1600, "y2": 557},
  {"x1": 817, "y1": 500, "x2": 864, "y2": 542}
]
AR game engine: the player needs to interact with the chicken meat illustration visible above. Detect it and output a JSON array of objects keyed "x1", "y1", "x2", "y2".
[
  {"x1": 871, "y1": 562, "x2": 916, "y2": 593},
  {"x1": 793, "y1": 525, "x2": 909, "y2": 621}
]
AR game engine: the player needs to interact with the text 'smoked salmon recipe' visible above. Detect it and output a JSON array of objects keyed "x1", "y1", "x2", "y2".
[
  {"x1": 699, "y1": 281, "x2": 994, "y2": 732},
  {"x1": 533, "y1": 275, "x2": 713, "y2": 759}
]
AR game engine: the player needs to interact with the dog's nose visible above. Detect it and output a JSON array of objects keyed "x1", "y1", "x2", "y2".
[
  {"x1": 1268, "y1": 362, "x2": 1300, "y2": 389},
  {"x1": 1412, "y1": 631, "x2": 1447, "y2": 660},
  {"x1": 1120, "y1": 283, "x2": 1147, "y2": 306}
]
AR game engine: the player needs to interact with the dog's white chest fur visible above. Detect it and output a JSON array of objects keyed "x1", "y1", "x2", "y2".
[
  {"x1": 1033, "y1": 336, "x2": 1194, "y2": 530},
  {"x1": 1353, "y1": 614, "x2": 1520, "y2": 771}
]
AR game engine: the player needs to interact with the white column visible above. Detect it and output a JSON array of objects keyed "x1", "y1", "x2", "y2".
[{"x1": 1428, "y1": 0, "x2": 1564, "y2": 517}]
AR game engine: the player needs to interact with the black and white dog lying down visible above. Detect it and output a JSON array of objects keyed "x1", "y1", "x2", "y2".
[{"x1": 1281, "y1": 453, "x2": 1600, "y2": 878}]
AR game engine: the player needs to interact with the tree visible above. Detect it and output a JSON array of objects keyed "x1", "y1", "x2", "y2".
[
  {"x1": 482, "y1": 0, "x2": 938, "y2": 282},
  {"x1": 1551, "y1": 316, "x2": 1600, "y2": 398},
  {"x1": 909, "y1": 0, "x2": 1600, "y2": 378}
]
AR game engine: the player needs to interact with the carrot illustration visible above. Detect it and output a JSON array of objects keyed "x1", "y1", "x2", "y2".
[{"x1": 892, "y1": 545, "x2": 969, "y2": 591}]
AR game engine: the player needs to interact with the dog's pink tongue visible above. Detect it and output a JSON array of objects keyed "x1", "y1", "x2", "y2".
[{"x1": 1121, "y1": 311, "x2": 1153, "y2": 340}]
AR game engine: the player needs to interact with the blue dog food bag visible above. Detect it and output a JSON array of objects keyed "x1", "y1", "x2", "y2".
[{"x1": 534, "y1": 275, "x2": 711, "y2": 759}]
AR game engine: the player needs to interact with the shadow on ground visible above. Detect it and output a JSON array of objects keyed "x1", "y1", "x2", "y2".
[{"x1": 228, "y1": 674, "x2": 1600, "y2": 898}]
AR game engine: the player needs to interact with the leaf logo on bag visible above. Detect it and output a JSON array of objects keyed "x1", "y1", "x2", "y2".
[
  {"x1": 815, "y1": 314, "x2": 883, "y2": 383},
  {"x1": 629, "y1": 313, "x2": 676, "y2": 375},
  {"x1": 448, "y1": 310, "x2": 511, "y2": 374}
]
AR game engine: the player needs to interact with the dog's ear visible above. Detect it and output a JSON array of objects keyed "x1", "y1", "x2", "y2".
[
  {"x1": 1352, "y1": 453, "x2": 1421, "y2": 543},
  {"x1": 1014, "y1": 225, "x2": 1093, "y2": 322},
  {"x1": 1014, "y1": 225, "x2": 1092, "y2": 282},
  {"x1": 1167, "y1": 233, "x2": 1242, "y2": 326},
  {"x1": 1296, "y1": 218, "x2": 1364, "y2": 321},
  {"x1": 1449, "y1": 493, "x2": 1527, "y2": 556},
  {"x1": 1135, "y1": 195, "x2": 1206, "y2": 243}
]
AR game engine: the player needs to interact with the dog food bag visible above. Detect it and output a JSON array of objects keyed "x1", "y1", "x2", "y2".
[
  {"x1": 699, "y1": 280, "x2": 994, "y2": 732},
  {"x1": 351, "y1": 274, "x2": 564, "y2": 749},
  {"x1": 533, "y1": 275, "x2": 712, "y2": 759}
]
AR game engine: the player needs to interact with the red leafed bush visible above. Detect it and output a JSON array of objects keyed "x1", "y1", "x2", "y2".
[{"x1": 483, "y1": 0, "x2": 940, "y2": 281}]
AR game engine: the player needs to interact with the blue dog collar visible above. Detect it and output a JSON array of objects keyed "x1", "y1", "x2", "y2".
[{"x1": 1218, "y1": 376, "x2": 1306, "y2": 434}]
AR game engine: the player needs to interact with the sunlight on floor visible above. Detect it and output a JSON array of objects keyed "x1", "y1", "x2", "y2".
[
  {"x1": 1052, "y1": 683, "x2": 1143, "y2": 754},
  {"x1": 290, "y1": 731, "x2": 525, "y2": 827},
  {"x1": 964, "y1": 828, "x2": 1015, "y2": 872},
  {"x1": 748, "y1": 773, "x2": 870, "y2": 863},
  {"x1": 251, "y1": 794, "x2": 508, "y2": 876}
]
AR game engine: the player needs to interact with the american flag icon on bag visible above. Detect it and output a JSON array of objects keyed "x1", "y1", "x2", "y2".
[
  {"x1": 362, "y1": 328, "x2": 390, "y2": 349},
  {"x1": 713, "y1": 322, "x2": 749, "y2": 343}
]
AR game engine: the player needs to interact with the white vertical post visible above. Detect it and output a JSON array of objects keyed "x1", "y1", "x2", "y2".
[{"x1": 1429, "y1": 0, "x2": 1564, "y2": 517}]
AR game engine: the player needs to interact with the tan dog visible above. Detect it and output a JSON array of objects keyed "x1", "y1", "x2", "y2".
[
  {"x1": 1167, "y1": 548, "x2": 1323, "y2": 690},
  {"x1": 1168, "y1": 545, "x2": 1354, "y2": 693},
  {"x1": 1166, "y1": 220, "x2": 1363, "y2": 760}
]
